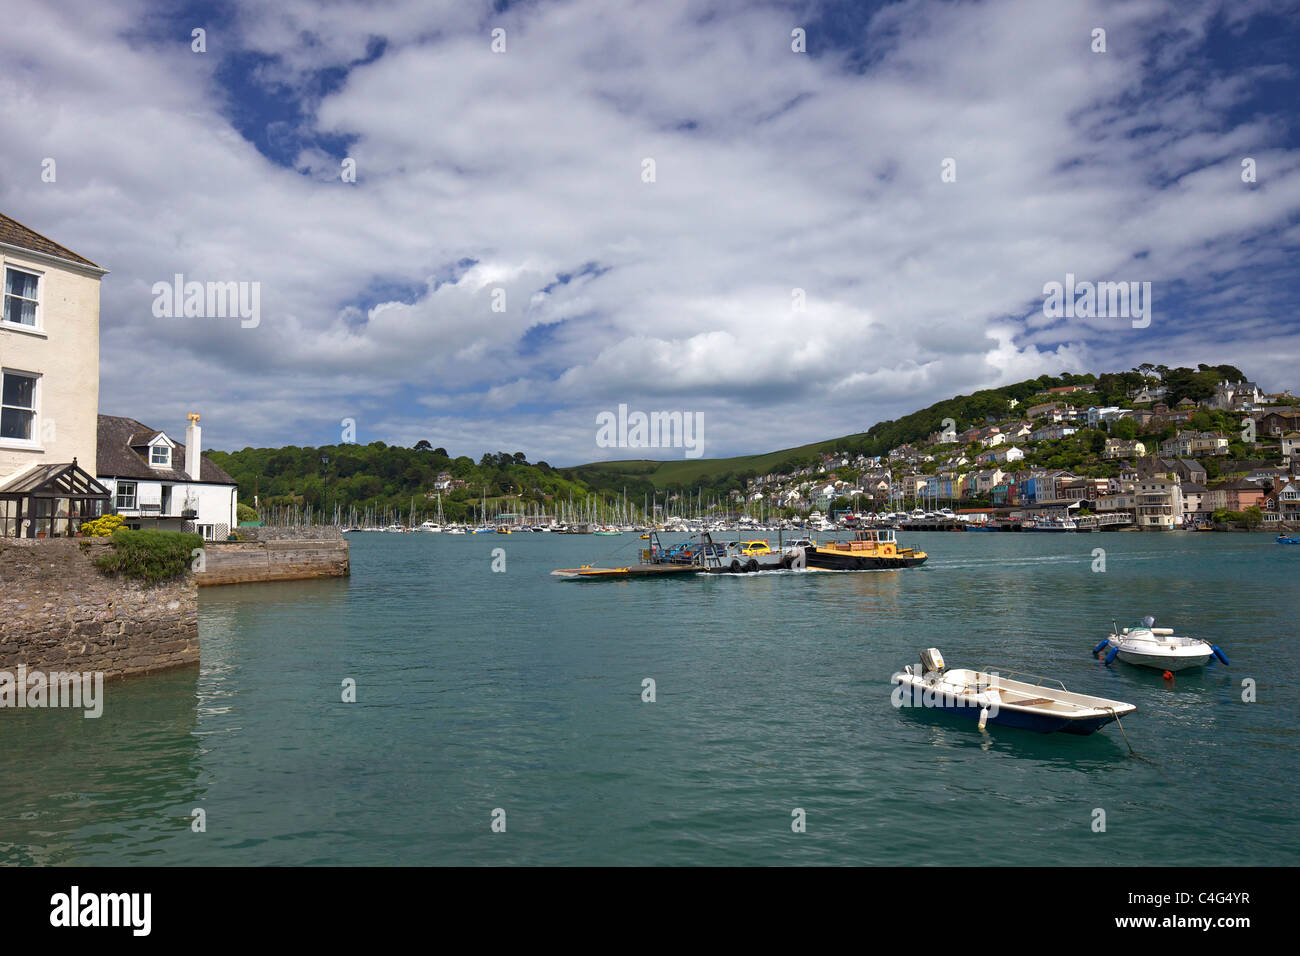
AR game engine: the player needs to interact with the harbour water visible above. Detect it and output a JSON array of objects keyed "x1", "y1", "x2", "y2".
[{"x1": 3, "y1": 531, "x2": 1297, "y2": 865}]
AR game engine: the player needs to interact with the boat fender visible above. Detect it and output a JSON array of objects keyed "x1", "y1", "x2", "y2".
[
  {"x1": 1212, "y1": 645, "x2": 1230, "y2": 666},
  {"x1": 1104, "y1": 645, "x2": 1120, "y2": 666},
  {"x1": 978, "y1": 706, "x2": 989, "y2": 731},
  {"x1": 1092, "y1": 639, "x2": 1111, "y2": 657},
  {"x1": 730, "y1": 560, "x2": 742, "y2": 573}
]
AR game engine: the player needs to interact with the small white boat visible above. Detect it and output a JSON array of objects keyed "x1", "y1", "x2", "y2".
[
  {"x1": 1094, "y1": 617, "x2": 1228, "y2": 671},
  {"x1": 892, "y1": 648, "x2": 1137, "y2": 735}
]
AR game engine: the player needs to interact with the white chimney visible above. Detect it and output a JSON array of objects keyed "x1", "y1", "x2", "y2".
[{"x1": 185, "y1": 413, "x2": 202, "y2": 480}]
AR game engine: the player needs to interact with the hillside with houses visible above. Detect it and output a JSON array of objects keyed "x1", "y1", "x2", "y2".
[{"x1": 638, "y1": 367, "x2": 1299, "y2": 531}]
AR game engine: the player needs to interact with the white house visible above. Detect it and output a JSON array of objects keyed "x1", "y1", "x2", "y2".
[
  {"x1": 980, "y1": 445, "x2": 1024, "y2": 465},
  {"x1": 96, "y1": 413, "x2": 238, "y2": 540},
  {"x1": 1086, "y1": 406, "x2": 1130, "y2": 427}
]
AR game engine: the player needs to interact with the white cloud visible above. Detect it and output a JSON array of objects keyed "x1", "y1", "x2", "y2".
[{"x1": 1, "y1": 0, "x2": 1297, "y2": 462}]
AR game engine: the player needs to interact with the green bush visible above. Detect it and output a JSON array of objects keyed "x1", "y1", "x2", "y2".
[
  {"x1": 93, "y1": 528, "x2": 204, "y2": 585},
  {"x1": 236, "y1": 502, "x2": 258, "y2": 522}
]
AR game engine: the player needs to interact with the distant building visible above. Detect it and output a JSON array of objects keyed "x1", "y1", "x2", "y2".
[
  {"x1": 1031, "y1": 424, "x2": 1077, "y2": 442},
  {"x1": 1205, "y1": 479, "x2": 1265, "y2": 513},
  {"x1": 1104, "y1": 438, "x2": 1146, "y2": 459},
  {"x1": 981, "y1": 445, "x2": 1024, "y2": 465},
  {"x1": 1133, "y1": 476, "x2": 1183, "y2": 530},
  {"x1": 1266, "y1": 482, "x2": 1300, "y2": 522},
  {"x1": 1128, "y1": 385, "x2": 1167, "y2": 403},
  {"x1": 1259, "y1": 410, "x2": 1300, "y2": 437},
  {"x1": 1209, "y1": 380, "x2": 1263, "y2": 411},
  {"x1": 1159, "y1": 430, "x2": 1229, "y2": 458},
  {"x1": 1086, "y1": 406, "x2": 1131, "y2": 428},
  {"x1": 1026, "y1": 402, "x2": 1066, "y2": 421}
]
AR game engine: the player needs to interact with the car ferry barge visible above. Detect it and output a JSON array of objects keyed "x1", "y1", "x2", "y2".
[{"x1": 804, "y1": 529, "x2": 927, "y2": 570}]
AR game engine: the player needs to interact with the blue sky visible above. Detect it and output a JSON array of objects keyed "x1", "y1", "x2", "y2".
[{"x1": 3, "y1": 0, "x2": 1299, "y2": 464}]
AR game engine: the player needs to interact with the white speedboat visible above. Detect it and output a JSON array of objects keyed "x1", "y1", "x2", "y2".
[
  {"x1": 892, "y1": 648, "x2": 1137, "y2": 735},
  {"x1": 1093, "y1": 617, "x2": 1228, "y2": 671}
]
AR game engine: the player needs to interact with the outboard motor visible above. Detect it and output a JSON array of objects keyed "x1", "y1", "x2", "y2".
[{"x1": 920, "y1": 648, "x2": 946, "y2": 678}]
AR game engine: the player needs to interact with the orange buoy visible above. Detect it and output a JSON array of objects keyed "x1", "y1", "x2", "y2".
[{"x1": 1162, "y1": 670, "x2": 1174, "y2": 682}]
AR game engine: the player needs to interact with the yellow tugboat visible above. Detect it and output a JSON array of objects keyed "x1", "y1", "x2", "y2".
[{"x1": 804, "y1": 529, "x2": 927, "y2": 570}]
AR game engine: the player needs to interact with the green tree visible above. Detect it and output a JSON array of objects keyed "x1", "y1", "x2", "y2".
[{"x1": 1111, "y1": 417, "x2": 1138, "y2": 440}]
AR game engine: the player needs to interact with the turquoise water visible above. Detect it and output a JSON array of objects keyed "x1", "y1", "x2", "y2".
[{"x1": 3, "y1": 531, "x2": 1297, "y2": 865}]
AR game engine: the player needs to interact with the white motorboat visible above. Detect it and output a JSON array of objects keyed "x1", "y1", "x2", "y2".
[
  {"x1": 1093, "y1": 617, "x2": 1228, "y2": 671},
  {"x1": 892, "y1": 648, "x2": 1137, "y2": 735}
]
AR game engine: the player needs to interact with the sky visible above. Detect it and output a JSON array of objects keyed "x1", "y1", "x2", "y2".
[{"x1": 2, "y1": 0, "x2": 1299, "y2": 465}]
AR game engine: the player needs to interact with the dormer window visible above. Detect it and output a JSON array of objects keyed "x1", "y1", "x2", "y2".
[{"x1": 150, "y1": 444, "x2": 171, "y2": 468}]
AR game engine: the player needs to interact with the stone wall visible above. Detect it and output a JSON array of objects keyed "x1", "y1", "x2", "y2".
[
  {"x1": 0, "y1": 538, "x2": 198, "y2": 678},
  {"x1": 196, "y1": 538, "x2": 349, "y2": 585},
  {"x1": 236, "y1": 525, "x2": 345, "y2": 542}
]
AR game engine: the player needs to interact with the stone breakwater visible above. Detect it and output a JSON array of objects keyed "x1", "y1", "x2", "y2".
[
  {"x1": 196, "y1": 531, "x2": 349, "y2": 586},
  {"x1": 0, "y1": 539, "x2": 198, "y2": 678},
  {"x1": 236, "y1": 525, "x2": 347, "y2": 542}
]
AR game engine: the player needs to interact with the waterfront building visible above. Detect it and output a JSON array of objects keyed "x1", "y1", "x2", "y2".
[
  {"x1": 0, "y1": 212, "x2": 110, "y2": 537},
  {"x1": 1204, "y1": 479, "x2": 1265, "y2": 513},
  {"x1": 96, "y1": 413, "x2": 238, "y2": 540},
  {"x1": 1180, "y1": 482, "x2": 1211, "y2": 525},
  {"x1": 1265, "y1": 482, "x2": 1300, "y2": 522},
  {"x1": 1133, "y1": 476, "x2": 1184, "y2": 529}
]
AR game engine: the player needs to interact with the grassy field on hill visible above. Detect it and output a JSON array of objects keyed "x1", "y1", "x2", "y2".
[{"x1": 566, "y1": 433, "x2": 871, "y2": 489}]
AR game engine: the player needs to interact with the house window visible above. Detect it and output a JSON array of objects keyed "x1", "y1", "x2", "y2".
[
  {"x1": 116, "y1": 481, "x2": 138, "y2": 510},
  {"x1": 3, "y1": 267, "x2": 40, "y2": 327},
  {"x1": 151, "y1": 445, "x2": 171, "y2": 467},
  {"x1": 0, "y1": 370, "x2": 38, "y2": 441}
]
